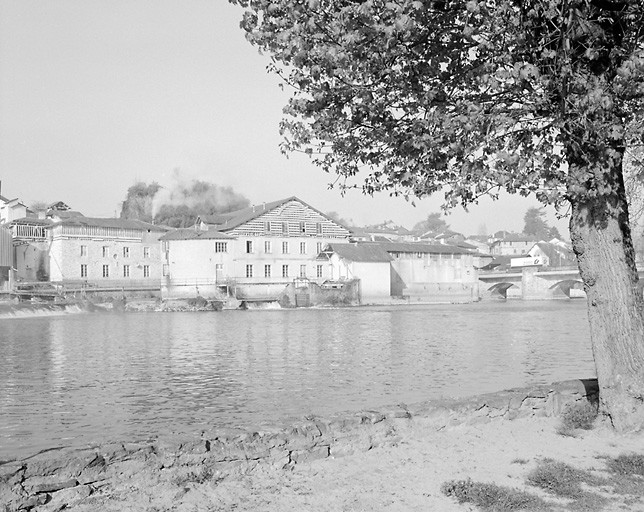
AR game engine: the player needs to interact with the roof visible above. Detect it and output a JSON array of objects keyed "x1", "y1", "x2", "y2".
[
  {"x1": 46, "y1": 210, "x2": 85, "y2": 220},
  {"x1": 532, "y1": 242, "x2": 576, "y2": 262},
  {"x1": 50, "y1": 217, "x2": 168, "y2": 231},
  {"x1": 10, "y1": 217, "x2": 52, "y2": 226},
  {"x1": 378, "y1": 242, "x2": 474, "y2": 255},
  {"x1": 159, "y1": 228, "x2": 233, "y2": 241},
  {"x1": 492, "y1": 234, "x2": 540, "y2": 244},
  {"x1": 197, "y1": 196, "x2": 351, "y2": 232},
  {"x1": 324, "y1": 243, "x2": 392, "y2": 262}
]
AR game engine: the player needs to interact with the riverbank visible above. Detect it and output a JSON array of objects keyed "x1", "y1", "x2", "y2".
[{"x1": 4, "y1": 379, "x2": 643, "y2": 511}]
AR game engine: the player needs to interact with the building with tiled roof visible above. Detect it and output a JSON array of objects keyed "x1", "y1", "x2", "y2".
[
  {"x1": 161, "y1": 197, "x2": 353, "y2": 300},
  {"x1": 317, "y1": 243, "x2": 392, "y2": 303}
]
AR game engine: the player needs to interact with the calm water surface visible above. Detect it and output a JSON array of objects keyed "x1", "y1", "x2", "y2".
[{"x1": 0, "y1": 301, "x2": 593, "y2": 460}]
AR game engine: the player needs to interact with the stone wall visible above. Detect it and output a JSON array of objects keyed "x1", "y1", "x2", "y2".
[{"x1": 0, "y1": 379, "x2": 598, "y2": 512}]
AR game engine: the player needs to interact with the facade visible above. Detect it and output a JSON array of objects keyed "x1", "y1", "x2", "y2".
[
  {"x1": 527, "y1": 241, "x2": 576, "y2": 268},
  {"x1": 159, "y1": 228, "x2": 235, "y2": 297},
  {"x1": 161, "y1": 197, "x2": 352, "y2": 299},
  {"x1": 47, "y1": 218, "x2": 167, "y2": 283},
  {"x1": 10, "y1": 218, "x2": 51, "y2": 281},
  {"x1": 383, "y1": 242, "x2": 480, "y2": 301},
  {"x1": 490, "y1": 234, "x2": 539, "y2": 256},
  {"x1": 9, "y1": 216, "x2": 166, "y2": 284},
  {"x1": 319, "y1": 243, "x2": 392, "y2": 303}
]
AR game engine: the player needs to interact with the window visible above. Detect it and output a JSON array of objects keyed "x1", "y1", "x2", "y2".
[
  {"x1": 299, "y1": 221, "x2": 306, "y2": 233},
  {"x1": 282, "y1": 222, "x2": 288, "y2": 234},
  {"x1": 299, "y1": 242, "x2": 306, "y2": 255},
  {"x1": 246, "y1": 264, "x2": 253, "y2": 278},
  {"x1": 143, "y1": 265, "x2": 150, "y2": 278},
  {"x1": 282, "y1": 264, "x2": 289, "y2": 278},
  {"x1": 123, "y1": 246, "x2": 130, "y2": 258},
  {"x1": 123, "y1": 265, "x2": 130, "y2": 277},
  {"x1": 143, "y1": 247, "x2": 150, "y2": 258},
  {"x1": 215, "y1": 263, "x2": 223, "y2": 277},
  {"x1": 80, "y1": 245, "x2": 87, "y2": 257},
  {"x1": 316, "y1": 242, "x2": 323, "y2": 254},
  {"x1": 102, "y1": 264, "x2": 109, "y2": 278},
  {"x1": 214, "y1": 242, "x2": 227, "y2": 253},
  {"x1": 264, "y1": 264, "x2": 271, "y2": 278},
  {"x1": 316, "y1": 264, "x2": 323, "y2": 278},
  {"x1": 264, "y1": 221, "x2": 271, "y2": 232},
  {"x1": 264, "y1": 240, "x2": 272, "y2": 253},
  {"x1": 246, "y1": 240, "x2": 253, "y2": 253},
  {"x1": 102, "y1": 246, "x2": 109, "y2": 258},
  {"x1": 282, "y1": 241, "x2": 289, "y2": 254},
  {"x1": 80, "y1": 264, "x2": 87, "y2": 278},
  {"x1": 299, "y1": 265, "x2": 307, "y2": 278},
  {"x1": 316, "y1": 222, "x2": 323, "y2": 234}
]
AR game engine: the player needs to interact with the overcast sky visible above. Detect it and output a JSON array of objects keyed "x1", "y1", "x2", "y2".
[{"x1": 0, "y1": 0, "x2": 568, "y2": 235}]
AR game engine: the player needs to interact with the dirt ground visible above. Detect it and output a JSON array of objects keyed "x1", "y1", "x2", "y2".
[{"x1": 68, "y1": 415, "x2": 644, "y2": 512}]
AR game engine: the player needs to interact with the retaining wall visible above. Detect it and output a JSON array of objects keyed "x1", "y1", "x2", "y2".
[{"x1": 0, "y1": 379, "x2": 598, "y2": 512}]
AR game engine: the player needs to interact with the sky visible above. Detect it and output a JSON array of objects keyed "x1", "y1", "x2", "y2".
[{"x1": 0, "y1": 0, "x2": 569, "y2": 236}]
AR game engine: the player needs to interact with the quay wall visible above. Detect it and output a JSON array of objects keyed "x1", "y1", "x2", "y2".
[{"x1": 0, "y1": 379, "x2": 598, "y2": 512}]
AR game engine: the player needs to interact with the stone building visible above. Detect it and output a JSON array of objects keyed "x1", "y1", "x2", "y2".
[{"x1": 161, "y1": 196, "x2": 352, "y2": 299}]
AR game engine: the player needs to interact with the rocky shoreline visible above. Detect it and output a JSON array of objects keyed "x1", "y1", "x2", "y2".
[{"x1": 0, "y1": 379, "x2": 598, "y2": 512}]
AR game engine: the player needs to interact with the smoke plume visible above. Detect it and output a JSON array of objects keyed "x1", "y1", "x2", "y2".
[{"x1": 120, "y1": 172, "x2": 250, "y2": 228}]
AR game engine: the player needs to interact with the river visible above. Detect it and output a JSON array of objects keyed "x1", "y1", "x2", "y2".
[{"x1": 0, "y1": 301, "x2": 594, "y2": 460}]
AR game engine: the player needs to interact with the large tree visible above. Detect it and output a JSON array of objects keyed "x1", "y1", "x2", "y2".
[
  {"x1": 413, "y1": 212, "x2": 450, "y2": 233},
  {"x1": 523, "y1": 207, "x2": 561, "y2": 240},
  {"x1": 232, "y1": 0, "x2": 644, "y2": 430}
]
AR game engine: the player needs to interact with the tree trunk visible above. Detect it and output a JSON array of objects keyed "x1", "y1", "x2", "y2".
[{"x1": 569, "y1": 159, "x2": 644, "y2": 432}]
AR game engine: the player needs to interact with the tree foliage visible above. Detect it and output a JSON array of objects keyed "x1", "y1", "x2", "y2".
[
  {"x1": 523, "y1": 207, "x2": 560, "y2": 240},
  {"x1": 234, "y1": 0, "x2": 644, "y2": 209},
  {"x1": 233, "y1": 0, "x2": 644, "y2": 430},
  {"x1": 120, "y1": 182, "x2": 162, "y2": 223},
  {"x1": 412, "y1": 212, "x2": 449, "y2": 233},
  {"x1": 120, "y1": 180, "x2": 250, "y2": 228}
]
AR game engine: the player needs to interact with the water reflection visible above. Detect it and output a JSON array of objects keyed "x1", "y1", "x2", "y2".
[{"x1": 0, "y1": 302, "x2": 593, "y2": 460}]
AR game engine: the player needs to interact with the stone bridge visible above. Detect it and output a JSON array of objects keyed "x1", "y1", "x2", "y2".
[{"x1": 478, "y1": 266, "x2": 644, "y2": 300}]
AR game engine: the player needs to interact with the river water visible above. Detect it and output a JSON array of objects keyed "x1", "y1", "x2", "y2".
[{"x1": 0, "y1": 301, "x2": 594, "y2": 460}]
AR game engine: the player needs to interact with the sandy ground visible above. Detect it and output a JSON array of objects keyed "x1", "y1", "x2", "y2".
[{"x1": 69, "y1": 415, "x2": 644, "y2": 512}]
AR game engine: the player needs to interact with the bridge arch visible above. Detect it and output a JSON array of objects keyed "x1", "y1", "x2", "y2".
[
  {"x1": 487, "y1": 282, "x2": 517, "y2": 299},
  {"x1": 549, "y1": 279, "x2": 584, "y2": 298}
]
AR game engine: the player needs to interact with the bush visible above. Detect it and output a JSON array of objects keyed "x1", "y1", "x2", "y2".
[
  {"x1": 557, "y1": 400, "x2": 598, "y2": 436},
  {"x1": 606, "y1": 453, "x2": 644, "y2": 477},
  {"x1": 441, "y1": 479, "x2": 549, "y2": 511}
]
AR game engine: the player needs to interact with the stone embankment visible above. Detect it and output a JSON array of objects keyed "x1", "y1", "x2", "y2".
[{"x1": 0, "y1": 379, "x2": 598, "y2": 512}]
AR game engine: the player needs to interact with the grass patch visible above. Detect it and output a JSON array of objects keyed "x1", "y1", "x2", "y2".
[
  {"x1": 171, "y1": 466, "x2": 218, "y2": 486},
  {"x1": 600, "y1": 453, "x2": 644, "y2": 500},
  {"x1": 526, "y1": 459, "x2": 605, "y2": 499},
  {"x1": 557, "y1": 401, "x2": 598, "y2": 437},
  {"x1": 441, "y1": 479, "x2": 550, "y2": 511},
  {"x1": 605, "y1": 453, "x2": 644, "y2": 477}
]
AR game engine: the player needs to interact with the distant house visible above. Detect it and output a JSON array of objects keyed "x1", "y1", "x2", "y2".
[
  {"x1": 318, "y1": 243, "x2": 392, "y2": 303},
  {"x1": 47, "y1": 217, "x2": 167, "y2": 282},
  {"x1": 322, "y1": 241, "x2": 482, "y2": 303},
  {"x1": 161, "y1": 197, "x2": 352, "y2": 299},
  {"x1": 359, "y1": 222, "x2": 414, "y2": 242},
  {"x1": 490, "y1": 234, "x2": 540, "y2": 256},
  {"x1": 0, "y1": 195, "x2": 33, "y2": 225},
  {"x1": 45, "y1": 202, "x2": 85, "y2": 222},
  {"x1": 464, "y1": 235, "x2": 492, "y2": 254},
  {"x1": 527, "y1": 241, "x2": 576, "y2": 268},
  {"x1": 382, "y1": 242, "x2": 480, "y2": 301}
]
